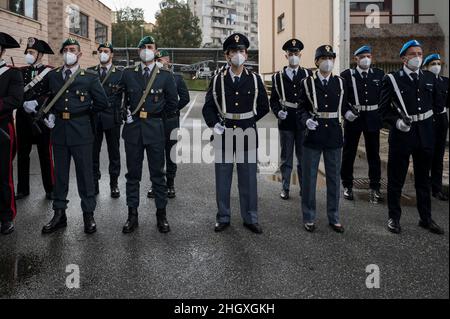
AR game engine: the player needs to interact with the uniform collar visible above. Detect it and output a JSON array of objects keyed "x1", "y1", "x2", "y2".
[
  {"x1": 403, "y1": 65, "x2": 420, "y2": 80},
  {"x1": 228, "y1": 67, "x2": 243, "y2": 79},
  {"x1": 63, "y1": 64, "x2": 80, "y2": 75},
  {"x1": 141, "y1": 62, "x2": 155, "y2": 74},
  {"x1": 100, "y1": 63, "x2": 112, "y2": 72},
  {"x1": 285, "y1": 66, "x2": 300, "y2": 80},
  {"x1": 317, "y1": 71, "x2": 331, "y2": 82},
  {"x1": 356, "y1": 66, "x2": 371, "y2": 76}
]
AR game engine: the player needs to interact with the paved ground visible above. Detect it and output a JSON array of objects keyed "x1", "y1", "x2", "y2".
[{"x1": 0, "y1": 92, "x2": 448, "y2": 299}]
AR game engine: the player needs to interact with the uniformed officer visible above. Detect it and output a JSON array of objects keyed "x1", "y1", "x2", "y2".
[
  {"x1": 40, "y1": 38, "x2": 109, "y2": 235},
  {"x1": 423, "y1": 53, "x2": 449, "y2": 202},
  {"x1": 0, "y1": 32, "x2": 23, "y2": 235},
  {"x1": 340, "y1": 45, "x2": 384, "y2": 203},
  {"x1": 88, "y1": 43, "x2": 123, "y2": 199},
  {"x1": 270, "y1": 39, "x2": 312, "y2": 200},
  {"x1": 298, "y1": 45, "x2": 351, "y2": 234},
  {"x1": 147, "y1": 50, "x2": 190, "y2": 199},
  {"x1": 16, "y1": 37, "x2": 55, "y2": 201},
  {"x1": 121, "y1": 36, "x2": 178, "y2": 234},
  {"x1": 379, "y1": 40, "x2": 444, "y2": 235},
  {"x1": 202, "y1": 33, "x2": 270, "y2": 234}
]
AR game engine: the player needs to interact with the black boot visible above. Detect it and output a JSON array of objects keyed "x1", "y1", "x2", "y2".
[
  {"x1": 83, "y1": 212, "x2": 97, "y2": 234},
  {"x1": 156, "y1": 209, "x2": 171, "y2": 233},
  {"x1": 42, "y1": 209, "x2": 67, "y2": 234},
  {"x1": 110, "y1": 177, "x2": 120, "y2": 199},
  {"x1": 167, "y1": 186, "x2": 176, "y2": 199},
  {"x1": 122, "y1": 208, "x2": 139, "y2": 234},
  {"x1": 94, "y1": 181, "x2": 100, "y2": 196},
  {"x1": 1, "y1": 221, "x2": 15, "y2": 235},
  {"x1": 147, "y1": 188, "x2": 155, "y2": 199},
  {"x1": 343, "y1": 187, "x2": 354, "y2": 201}
]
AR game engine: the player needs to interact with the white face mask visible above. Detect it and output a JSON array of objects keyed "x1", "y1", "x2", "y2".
[
  {"x1": 359, "y1": 57, "x2": 372, "y2": 69},
  {"x1": 230, "y1": 53, "x2": 246, "y2": 67},
  {"x1": 63, "y1": 52, "x2": 78, "y2": 66},
  {"x1": 288, "y1": 55, "x2": 300, "y2": 67},
  {"x1": 429, "y1": 65, "x2": 441, "y2": 76},
  {"x1": 140, "y1": 49, "x2": 155, "y2": 63},
  {"x1": 155, "y1": 61, "x2": 164, "y2": 69},
  {"x1": 407, "y1": 57, "x2": 422, "y2": 71},
  {"x1": 25, "y1": 53, "x2": 36, "y2": 65},
  {"x1": 99, "y1": 52, "x2": 110, "y2": 64},
  {"x1": 319, "y1": 59, "x2": 334, "y2": 73}
]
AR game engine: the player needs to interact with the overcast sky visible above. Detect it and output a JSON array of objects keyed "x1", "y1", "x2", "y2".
[{"x1": 100, "y1": 0, "x2": 160, "y2": 23}]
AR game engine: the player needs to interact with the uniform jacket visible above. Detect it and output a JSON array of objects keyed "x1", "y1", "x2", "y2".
[{"x1": 0, "y1": 62, "x2": 24, "y2": 125}]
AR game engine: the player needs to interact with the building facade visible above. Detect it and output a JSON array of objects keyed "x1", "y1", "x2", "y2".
[
  {"x1": 188, "y1": 0, "x2": 259, "y2": 49},
  {"x1": 1, "y1": 0, "x2": 112, "y2": 67}
]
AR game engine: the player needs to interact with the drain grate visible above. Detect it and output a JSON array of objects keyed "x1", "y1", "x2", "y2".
[{"x1": 353, "y1": 178, "x2": 387, "y2": 190}]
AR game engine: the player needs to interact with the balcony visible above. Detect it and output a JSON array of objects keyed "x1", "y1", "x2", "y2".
[
  {"x1": 212, "y1": 21, "x2": 235, "y2": 29},
  {"x1": 211, "y1": 0, "x2": 234, "y2": 10}
]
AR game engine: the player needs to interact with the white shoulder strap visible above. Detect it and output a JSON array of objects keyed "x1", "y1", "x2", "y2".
[
  {"x1": 212, "y1": 74, "x2": 225, "y2": 116},
  {"x1": 273, "y1": 72, "x2": 281, "y2": 99},
  {"x1": 279, "y1": 70, "x2": 286, "y2": 101},
  {"x1": 0, "y1": 65, "x2": 10, "y2": 77},
  {"x1": 311, "y1": 74, "x2": 319, "y2": 112},
  {"x1": 387, "y1": 73, "x2": 410, "y2": 117},
  {"x1": 221, "y1": 71, "x2": 227, "y2": 115},
  {"x1": 337, "y1": 76, "x2": 344, "y2": 124},
  {"x1": 350, "y1": 69, "x2": 361, "y2": 106},
  {"x1": 252, "y1": 73, "x2": 259, "y2": 115},
  {"x1": 24, "y1": 67, "x2": 52, "y2": 93}
]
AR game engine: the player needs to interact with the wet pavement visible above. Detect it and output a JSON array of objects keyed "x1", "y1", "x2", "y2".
[{"x1": 0, "y1": 92, "x2": 448, "y2": 299}]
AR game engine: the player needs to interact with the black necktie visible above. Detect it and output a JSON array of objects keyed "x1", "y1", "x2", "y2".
[
  {"x1": 362, "y1": 72, "x2": 368, "y2": 79},
  {"x1": 101, "y1": 67, "x2": 107, "y2": 81},
  {"x1": 293, "y1": 70, "x2": 297, "y2": 79},
  {"x1": 411, "y1": 72, "x2": 419, "y2": 85},
  {"x1": 234, "y1": 76, "x2": 240, "y2": 86},
  {"x1": 323, "y1": 79, "x2": 328, "y2": 87},
  {"x1": 64, "y1": 69, "x2": 72, "y2": 83},
  {"x1": 144, "y1": 67, "x2": 150, "y2": 85}
]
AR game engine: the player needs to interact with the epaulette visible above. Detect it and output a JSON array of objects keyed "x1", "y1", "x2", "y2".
[{"x1": 84, "y1": 69, "x2": 98, "y2": 76}]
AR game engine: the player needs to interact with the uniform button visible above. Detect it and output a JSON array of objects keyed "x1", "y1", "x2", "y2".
[
  {"x1": 418, "y1": 98, "x2": 421, "y2": 101},
  {"x1": 325, "y1": 124, "x2": 329, "y2": 128},
  {"x1": 294, "y1": 93, "x2": 297, "y2": 96},
  {"x1": 235, "y1": 103, "x2": 239, "y2": 106},
  {"x1": 418, "y1": 107, "x2": 422, "y2": 111},
  {"x1": 325, "y1": 94, "x2": 328, "y2": 98},
  {"x1": 235, "y1": 92, "x2": 239, "y2": 95},
  {"x1": 65, "y1": 99, "x2": 68, "y2": 102},
  {"x1": 293, "y1": 85, "x2": 296, "y2": 88},
  {"x1": 66, "y1": 90, "x2": 69, "y2": 93},
  {"x1": 233, "y1": 125, "x2": 237, "y2": 129},
  {"x1": 65, "y1": 107, "x2": 68, "y2": 110},
  {"x1": 366, "y1": 100, "x2": 369, "y2": 103},
  {"x1": 325, "y1": 105, "x2": 328, "y2": 108}
]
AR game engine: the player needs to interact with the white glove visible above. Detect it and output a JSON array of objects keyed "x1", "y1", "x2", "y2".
[
  {"x1": 306, "y1": 118, "x2": 319, "y2": 131},
  {"x1": 278, "y1": 110, "x2": 288, "y2": 120},
  {"x1": 396, "y1": 119, "x2": 411, "y2": 132},
  {"x1": 126, "y1": 109, "x2": 134, "y2": 124},
  {"x1": 214, "y1": 122, "x2": 226, "y2": 135},
  {"x1": 345, "y1": 110, "x2": 359, "y2": 122},
  {"x1": 44, "y1": 114, "x2": 55, "y2": 129},
  {"x1": 23, "y1": 100, "x2": 39, "y2": 114}
]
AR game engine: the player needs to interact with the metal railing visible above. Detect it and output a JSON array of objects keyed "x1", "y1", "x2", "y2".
[{"x1": 350, "y1": 13, "x2": 436, "y2": 24}]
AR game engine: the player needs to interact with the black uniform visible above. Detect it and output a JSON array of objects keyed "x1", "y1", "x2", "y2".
[
  {"x1": 0, "y1": 60, "x2": 23, "y2": 224},
  {"x1": 122, "y1": 63, "x2": 178, "y2": 210},
  {"x1": 88, "y1": 64, "x2": 123, "y2": 192},
  {"x1": 431, "y1": 75, "x2": 449, "y2": 196},
  {"x1": 270, "y1": 66, "x2": 312, "y2": 194},
  {"x1": 380, "y1": 67, "x2": 441, "y2": 223},
  {"x1": 164, "y1": 72, "x2": 190, "y2": 187},
  {"x1": 16, "y1": 64, "x2": 55, "y2": 197},
  {"x1": 42, "y1": 66, "x2": 109, "y2": 214},
  {"x1": 340, "y1": 67, "x2": 384, "y2": 191}
]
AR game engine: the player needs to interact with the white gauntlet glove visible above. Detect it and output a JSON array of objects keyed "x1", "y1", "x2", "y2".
[
  {"x1": 306, "y1": 118, "x2": 319, "y2": 131},
  {"x1": 126, "y1": 109, "x2": 134, "y2": 124},
  {"x1": 214, "y1": 122, "x2": 226, "y2": 135},
  {"x1": 43, "y1": 114, "x2": 55, "y2": 129},
  {"x1": 396, "y1": 119, "x2": 411, "y2": 132},
  {"x1": 23, "y1": 100, "x2": 39, "y2": 114},
  {"x1": 278, "y1": 110, "x2": 288, "y2": 120},
  {"x1": 345, "y1": 110, "x2": 359, "y2": 122}
]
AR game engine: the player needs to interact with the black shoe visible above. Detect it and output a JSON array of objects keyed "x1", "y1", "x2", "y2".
[
  {"x1": 369, "y1": 189, "x2": 384, "y2": 204},
  {"x1": 304, "y1": 223, "x2": 316, "y2": 233},
  {"x1": 243, "y1": 223, "x2": 263, "y2": 234},
  {"x1": 42, "y1": 209, "x2": 67, "y2": 234},
  {"x1": 280, "y1": 190, "x2": 290, "y2": 200},
  {"x1": 387, "y1": 218, "x2": 401, "y2": 234},
  {"x1": 122, "y1": 208, "x2": 139, "y2": 234},
  {"x1": 1, "y1": 221, "x2": 15, "y2": 235},
  {"x1": 15, "y1": 192, "x2": 29, "y2": 200},
  {"x1": 110, "y1": 185, "x2": 120, "y2": 199},
  {"x1": 214, "y1": 222, "x2": 230, "y2": 233},
  {"x1": 329, "y1": 223, "x2": 345, "y2": 233},
  {"x1": 167, "y1": 187, "x2": 176, "y2": 199},
  {"x1": 45, "y1": 192, "x2": 55, "y2": 200},
  {"x1": 157, "y1": 209, "x2": 171, "y2": 233},
  {"x1": 343, "y1": 188, "x2": 354, "y2": 201},
  {"x1": 419, "y1": 220, "x2": 445, "y2": 235},
  {"x1": 432, "y1": 191, "x2": 449, "y2": 202},
  {"x1": 147, "y1": 188, "x2": 155, "y2": 199},
  {"x1": 83, "y1": 212, "x2": 97, "y2": 234}
]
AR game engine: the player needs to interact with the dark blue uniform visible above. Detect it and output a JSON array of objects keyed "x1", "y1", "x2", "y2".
[
  {"x1": 270, "y1": 67, "x2": 312, "y2": 195},
  {"x1": 16, "y1": 64, "x2": 55, "y2": 197},
  {"x1": 122, "y1": 64, "x2": 178, "y2": 211},
  {"x1": 43, "y1": 67, "x2": 109, "y2": 214},
  {"x1": 379, "y1": 67, "x2": 441, "y2": 224},
  {"x1": 431, "y1": 75, "x2": 449, "y2": 197},
  {"x1": 203, "y1": 67, "x2": 270, "y2": 226},
  {"x1": 340, "y1": 67, "x2": 384, "y2": 192},
  {"x1": 88, "y1": 64, "x2": 123, "y2": 194}
]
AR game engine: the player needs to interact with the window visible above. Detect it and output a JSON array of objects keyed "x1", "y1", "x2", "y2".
[
  {"x1": 69, "y1": 7, "x2": 89, "y2": 38},
  {"x1": 3, "y1": 0, "x2": 37, "y2": 19},
  {"x1": 277, "y1": 13, "x2": 285, "y2": 33},
  {"x1": 95, "y1": 21, "x2": 108, "y2": 44}
]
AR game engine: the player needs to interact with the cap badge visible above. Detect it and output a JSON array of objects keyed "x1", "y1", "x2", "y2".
[
  {"x1": 326, "y1": 46, "x2": 331, "y2": 52},
  {"x1": 27, "y1": 37, "x2": 36, "y2": 47},
  {"x1": 292, "y1": 40, "x2": 297, "y2": 47},
  {"x1": 235, "y1": 35, "x2": 240, "y2": 43}
]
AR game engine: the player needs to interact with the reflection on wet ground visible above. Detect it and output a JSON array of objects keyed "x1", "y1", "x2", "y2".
[{"x1": 0, "y1": 254, "x2": 43, "y2": 297}]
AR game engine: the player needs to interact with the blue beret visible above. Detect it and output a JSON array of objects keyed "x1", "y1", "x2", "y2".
[
  {"x1": 423, "y1": 54, "x2": 441, "y2": 66},
  {"x1": 400, "y1": 40, "x2": 422, "y2": 57},
  {"x1": 354, "y1": 45, "x2": 372, "y2": 56}
]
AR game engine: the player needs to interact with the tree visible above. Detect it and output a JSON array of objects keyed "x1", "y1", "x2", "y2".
[
  {"x1": 112, "y1": 7, "x2": 146, "y2": 47},
  {"x1": 152, "y1": 0, "x2": 202, "y2": 48}
]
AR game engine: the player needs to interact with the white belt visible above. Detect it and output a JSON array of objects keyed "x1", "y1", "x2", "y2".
[
  {"x1": 280, "y1": 100, "x2": 298, "y2": 109},
  {"x1": 224, "y1": 111, "x2": 255, "y2": 120},
  {"x1": 410, "y1": 110, "x2": 433, "y2": 122},
  {"x1": 317, "y1": 112, "x2": 339, "y2": 119},
  {"x1": 354, "y1": 104, "x2": 379, "y2": 112}
]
